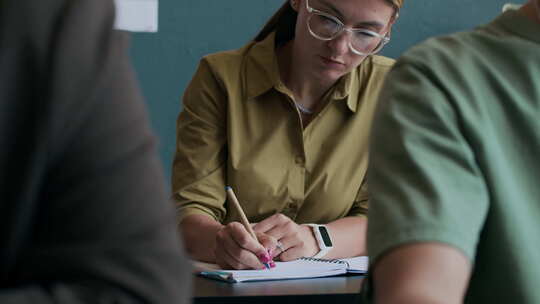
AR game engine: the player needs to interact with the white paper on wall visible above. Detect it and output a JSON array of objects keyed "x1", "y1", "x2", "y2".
[{"x1": 114, "y1": 0, "x2": 158, "y2": 32}]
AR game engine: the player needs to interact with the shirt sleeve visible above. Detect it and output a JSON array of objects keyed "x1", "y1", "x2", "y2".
[
  {"x1": 367, "y1": 57, "x2": 490, "y2": 266},
  {"x1": 172, "y1": 57, "x2": 228, "y2": 223},
  {"x1": 0, "y1": 0, "x2": 191, "y2": 302}
]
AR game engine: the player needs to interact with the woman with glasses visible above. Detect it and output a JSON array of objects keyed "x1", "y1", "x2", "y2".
[{"x1": 174, "y1": 0, "x2": 403, "y2": 270}]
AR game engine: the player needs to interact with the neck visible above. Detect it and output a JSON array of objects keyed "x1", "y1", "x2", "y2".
[
  {"x1": 520, "y1": 1, "x2": 540, "y2": 24},
  {"x1": 277, "y1": 40, "x2": 336, "y2": 109}
]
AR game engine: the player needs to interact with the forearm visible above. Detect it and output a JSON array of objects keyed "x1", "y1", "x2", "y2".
[
  {"x1": 324, "y1": 216, "x2": 367, "y2": 259},
  {"x1": 180, "y1": 214, "x2": 223, "y2": 262},
  {"x1": 373, "y1": 243, "x2": 470, "y2": 304}
]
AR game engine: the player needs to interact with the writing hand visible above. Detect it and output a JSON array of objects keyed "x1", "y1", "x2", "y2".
[
  {"x1": 214, "y1": 221, "x2": 276, "y2": 269},
  {"x1": 253, "y1": 214, "x2": 318, "y2": 261}
]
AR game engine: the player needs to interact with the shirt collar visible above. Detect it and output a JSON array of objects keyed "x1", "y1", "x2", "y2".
[
  {"x1": 245, "y1": 32, "x2": 282, "y2": 100},
  {"x1": 332, "y1": 70, "x2": 358, "y2": 113},
  {"x1": 245, "y1": 32, "x2": 359, "y2": 113}
]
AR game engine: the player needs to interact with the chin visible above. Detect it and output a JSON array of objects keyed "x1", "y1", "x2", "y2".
[{"x1": 319, "y1": 70, "x2": 347, "y2": 83}]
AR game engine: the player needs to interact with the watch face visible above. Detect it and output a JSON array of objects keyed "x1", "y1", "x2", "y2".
[{"x1": 318, "y1": 226, "x2": 332, "y2": 247}]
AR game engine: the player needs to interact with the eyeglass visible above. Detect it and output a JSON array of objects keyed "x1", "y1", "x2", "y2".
[{"x1": 305, "y1": 0, "x2": 390, "y2": 56}]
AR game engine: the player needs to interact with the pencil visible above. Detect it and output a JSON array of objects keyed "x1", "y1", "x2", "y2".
[{"x1": 225, "y1": 186, "x2": 271, "y2": 269}]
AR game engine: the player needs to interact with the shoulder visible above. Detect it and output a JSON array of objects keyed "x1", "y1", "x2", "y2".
[
  {"x1": 199, "y1": 41, "x2": 256, "y2": 78},
  {"x1": 394, "y1": 27, "x2": 502, "y2": 80},
  {"x1": 380, "y1": 27, "x2": 510, "y2": 108},
  {"x1": 375, "y1": 28, "x2": 508, "y2": 132},
  {"x1": 403, "y1": 34, "x2": 468, "y2": 64},
  {"x1": 187, "y1": 45, "x2": 250, "y2": 97},
  {"x1": 2, "y1": 0, "x2": 114, "y2": 42},
  {"x1": 400, "y1": 10, "x2": 523, "y2": 70},
  {"x1": 184, "y1": 43, "x2": 262, "y2": 108}
]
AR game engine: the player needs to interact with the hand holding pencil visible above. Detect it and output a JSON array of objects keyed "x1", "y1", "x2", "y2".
[{"x1": 212, "y1": 186, "x2": 276, "y2": 270}]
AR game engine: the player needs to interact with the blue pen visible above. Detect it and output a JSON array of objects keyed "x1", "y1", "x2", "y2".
[{"x1": 225, "y1": 186, "x2": 272, "y2": 269}]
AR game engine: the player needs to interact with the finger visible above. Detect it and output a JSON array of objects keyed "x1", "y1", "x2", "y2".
[
  {"x1": 215, "y1": 246, "x2": 245, "y2": 270},
  {"x1": 223, "y1": 234, "x2": 261, "y2": 269},
  {"x1": 215, "y1": 228, "x2": 254, "y2": 269},
  {"x1": 216, "y1": 223, "x2": 265, "y2": 269},
  {"x1": 253, "y1": 213, "x2": 291, "y2": 234},
  {"x1": 214, "y1": 252, "x2": 232, "y2": 269},
  {"x1": 275, "y1": 234, "x2": 306, "y2": 261},
  {"x1": 273, "y1": 234, "x2": 295, "y2": 260},
  {"x1": 271, "y1": 239, "x2": 286, "y2": 259},
  {"x1": 263, "y1": 219, "x2": 302, "y2": 257},
  {"x1": 228, "y1": 222, "x2": 267, "y2": 255},
  {"x1": 227, "y1": 223, "x2": 270, "y2": 268},
  {"x1": 279, "y1": 244, "x2": 306, "y2": 262},
  {"x1": 263, "y1": 219, "x2": 296, "y2": 241},
  {"x1": 256, "y1": 233, "x2": 278, "y2": 256}
]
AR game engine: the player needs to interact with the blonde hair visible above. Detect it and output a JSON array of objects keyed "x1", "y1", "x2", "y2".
[
  {"x1": 387, "y1": 0, "x2": 403, "y2": 17},
  {"x1": 254, "y1": 0, "x2": 404, "y2": 43}
]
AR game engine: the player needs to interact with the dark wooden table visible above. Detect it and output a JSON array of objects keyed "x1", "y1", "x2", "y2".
[{"x1": 192, "y1": 274, "x2": 365, "y2": 304}]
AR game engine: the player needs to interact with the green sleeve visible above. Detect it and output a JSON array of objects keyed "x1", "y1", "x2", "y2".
[{"x1": 367, "y1": 58, "x2": 489, "y2": 264}]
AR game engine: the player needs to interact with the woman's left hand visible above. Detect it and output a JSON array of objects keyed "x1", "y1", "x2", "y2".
[{"x1": 253, "y1": 213, "x2": 319, "y2": 261}]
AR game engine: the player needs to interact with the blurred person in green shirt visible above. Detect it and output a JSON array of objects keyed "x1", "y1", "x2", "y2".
[{"x1": 365, "y1": 1, "x2": 540, "y2": 303}]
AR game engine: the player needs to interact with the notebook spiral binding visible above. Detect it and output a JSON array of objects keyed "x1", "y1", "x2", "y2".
[{"x1": 300, "y1": 257, "x2": 351, "y2": 268}]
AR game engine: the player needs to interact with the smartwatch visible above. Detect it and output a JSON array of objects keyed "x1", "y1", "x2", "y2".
[{"x1": 305, "y1": 224, "x2": 333, "y2": 258}]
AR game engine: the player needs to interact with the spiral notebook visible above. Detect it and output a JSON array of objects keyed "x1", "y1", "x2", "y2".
[{"x1": 194, "y1": 256, "x2": 368, "y2": 283}]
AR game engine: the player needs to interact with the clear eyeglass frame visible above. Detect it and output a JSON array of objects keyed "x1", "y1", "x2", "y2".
[{"x1": 305, "y1": 0, "x2": 390, "y2": 56}]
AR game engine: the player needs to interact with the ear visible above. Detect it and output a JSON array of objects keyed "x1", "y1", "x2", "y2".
[
  {"x1": 391, "y1": 10, "x2": 400, "y2": 23},
  {"x1": 384, "y1": 12, "x2": 399, "y2": 35}
]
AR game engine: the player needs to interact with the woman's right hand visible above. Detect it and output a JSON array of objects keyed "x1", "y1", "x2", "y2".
[{"x1": 214, "y1": 221, "x2": 277, "y2": 270}]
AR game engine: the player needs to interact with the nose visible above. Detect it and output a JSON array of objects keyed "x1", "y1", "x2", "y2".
[{"x1": 326, "y1": 30, "x2": 350, "y2": 56}]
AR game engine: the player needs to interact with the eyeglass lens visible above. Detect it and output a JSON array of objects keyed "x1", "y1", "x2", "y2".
[{"x1": 308, "y1": 14, "x2": 384, "y2": 54}]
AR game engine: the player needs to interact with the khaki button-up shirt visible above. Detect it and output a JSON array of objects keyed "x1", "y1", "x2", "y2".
[{"x1": 173, "y1": 32, "x2": 394, "y2": 225}]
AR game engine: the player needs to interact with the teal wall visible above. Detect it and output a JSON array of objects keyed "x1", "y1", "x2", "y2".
[{"x1": 130, "y1": 0, "x2": 515, "y2": 181}]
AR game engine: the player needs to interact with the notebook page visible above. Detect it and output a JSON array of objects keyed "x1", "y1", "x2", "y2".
[
  {"x1": 197, "y1": 258, "x2": 349, "y2": 282},
  {"x1": 227, "y1": 258, "x2": 347, "y2": 278}
]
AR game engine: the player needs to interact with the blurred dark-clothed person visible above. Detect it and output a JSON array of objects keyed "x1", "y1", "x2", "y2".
[{"x1": 0, "y1": 0, "x2": 191, "y2": 302}]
